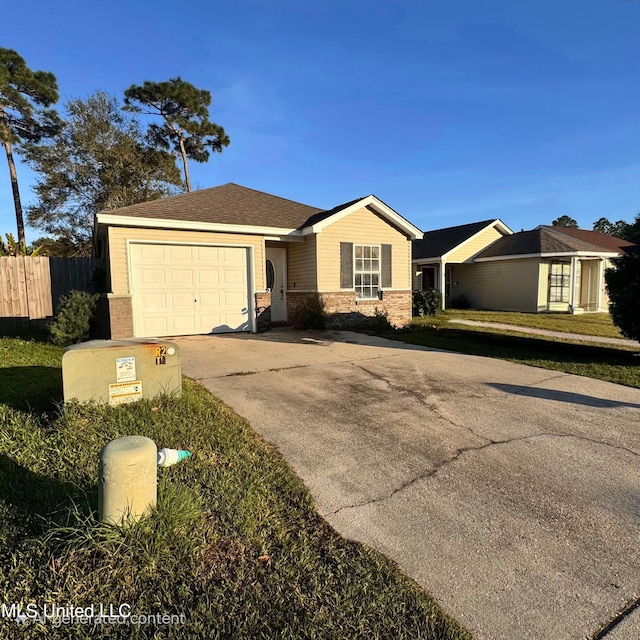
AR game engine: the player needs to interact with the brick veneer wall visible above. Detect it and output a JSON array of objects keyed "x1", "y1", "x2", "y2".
[
  {"x1": 255, "y1": 291, "x2": 272, "y2": 332},
  {"x1": 107, "y1": 295, "x2": 134, "y2": 339},
  {"x1": 287, "y1": 290, "x2": 411, "y2": 329}
]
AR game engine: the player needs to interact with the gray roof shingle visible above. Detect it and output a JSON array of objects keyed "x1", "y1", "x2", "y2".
[
  {"x1": 413, "y1": 219, "x2": 499, "y2": 260},
  {"x1": 99, "y1": 183, "x2": 325, "y2": 230},
  {"x1": 539, "y1": 226, "x2": 636, "y2": 255},
  {"x1": 475, "y1": 227, "x2": 621, "y2": 259}
]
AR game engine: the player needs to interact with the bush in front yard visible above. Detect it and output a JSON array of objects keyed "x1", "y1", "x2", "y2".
[
  {"x1": 298, "y1": 294, "x2": 327, "y2": 330},
  {"x1": 413, "y1": 288, "x2": 441, "y2": 317},
  {"x1": 605, "y1": 252, "x2": 640, "y2": 341},
  {"x1": 49, "y1": 290, "x2": 99, "y2": 346}
]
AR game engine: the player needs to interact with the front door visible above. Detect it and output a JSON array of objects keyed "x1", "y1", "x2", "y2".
[
  {"x1": 422, "y1": 266, "x2": 436, "y2": 290},
  {"x1": 266, "y1": 247, "x2": 287, "y2": 322}
]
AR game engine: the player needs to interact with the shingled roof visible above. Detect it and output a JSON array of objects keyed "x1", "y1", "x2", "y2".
[
  {"x1": 98, "y1": 183, "x2": 326, "y2": 230},
  {"x1": 539, "y1": 226, "x2": 636, "y2": 255},
  {"x1": 413, "y1": 219, "x2": 504, "y2": 260},
  {"x1": 475, "y1": 227, "x2": 622, "y2": 259}
]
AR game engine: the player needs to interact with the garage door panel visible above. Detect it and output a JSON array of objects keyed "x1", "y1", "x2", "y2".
[
  {"x1": 169, "y1": 246, "x2": 193, "y2": 261},
  {"x1": 195, "y1": 246, "x2": 221, "y2": 262},
  {"x1": 172, "y1": 315, "x2": 197, "y2": 331},
  {"x1": 139, "y1": 245, "x2": 165, "y2": 260},
  {"x1": 222, "y1": 248, "x2": 245, "y2": 265},
  {"x1": 170, "y1": 292, "x2": 195, "y2": 308},
  {"x1": 198, "y1": 291, "x2": 221, "y2": 307},
  {"x1": 223, "y1": 269, "x2": 246, "y2": 285},
  {"x1": 197, "y1": 270, "x2": 220, "y2": 285},
  {"x1": 130, "y1": 243, "x2": 250, "y2": 338},
  {"x1": 141, "y1": 292, "x2": 168, "y2": 309},
  {"x1": 140, "y1": 316, "x2": 168, "y2": 334},
  {"x1": 139, "y1": 269, "x2": 166, "y2": 285},
  {"x1": 170, "y1": 270, "x2": 194, "y2": 285},
  {"x1": 223, "y1": 291, "x2": 248, "y2": 307}
]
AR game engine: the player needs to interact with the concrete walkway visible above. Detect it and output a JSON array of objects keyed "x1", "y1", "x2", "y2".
[
  {"x1": 448, "y1": 319, "x2": 640, "y2": 348},
  {"x1": 177, "y1": 330, "x2": 640, "y2": 640}
]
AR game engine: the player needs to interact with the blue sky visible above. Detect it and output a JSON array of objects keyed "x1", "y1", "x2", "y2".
[{"x1": 2, "y1": 0, "x2": 640, "y2": 241}]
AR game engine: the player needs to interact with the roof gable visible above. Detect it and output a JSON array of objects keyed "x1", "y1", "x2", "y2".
[
  {"x1": 413, "y1": 219, "x2": 511, "y2": 260},
  {"x1": 302, "y1": 194, "x2": 423, "y2": 239}
]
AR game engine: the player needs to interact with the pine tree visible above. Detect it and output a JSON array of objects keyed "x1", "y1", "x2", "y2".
[
  {"x1": 0, "y1": 48, "x2": 59, "y2": 246},
  {"x1": 124, "y1": 78, "x2": 229, "y2": 192}
]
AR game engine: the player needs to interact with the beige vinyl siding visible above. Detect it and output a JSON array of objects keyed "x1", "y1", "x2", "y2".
[
  {"x1": 108, "y1": 227, "x2": 265, "y2": 295},
  {"x1": 316, "y1": 206, "x2": 411, "y2": 291},
  {"x1": 446, "y1": 226, "x2": 505, "y2": 263},
  {"x1": 538, "y1": 262, "x2": 550, "y2": 310},
  {"x1": 450, "y1": 258, "x2": 540, "y2": 312},
  {"x1": 285, "y1": 237, "x2": 317, "y2": 290}
]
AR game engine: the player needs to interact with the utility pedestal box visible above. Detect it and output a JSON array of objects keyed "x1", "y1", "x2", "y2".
[{"x1": 62, "y1": 340, "x2": 181, "y2": 405}]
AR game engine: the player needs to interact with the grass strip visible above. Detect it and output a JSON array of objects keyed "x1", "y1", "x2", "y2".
[
  {"x1": 393, "y1": 324, "x2": 640, "y2": 388},
  {"x1": 416, "y1": 310, "x2": 625, "y2": 339}
]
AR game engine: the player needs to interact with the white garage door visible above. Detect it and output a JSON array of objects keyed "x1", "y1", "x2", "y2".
[{"x1": 130, "y1": 243, "x2": 251, "y2": 337}]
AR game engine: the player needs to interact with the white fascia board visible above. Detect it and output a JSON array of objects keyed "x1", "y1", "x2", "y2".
[
  {"x1": 96, "y1": 213, "x2": 300, "y2": 238},
  {"x1": 440, "y1": 219, "x2": 513, "y2": 261},
  {"x1": 475, "y1": 251, "x2": 619, "y2": 262},
  {"x1": 493, "y1": 219, "x2": 514, "y2": 235},
  {"x1": 264, "y1": 235, "x2": 305, "y2": 242},
  {"x1": 301, "y1": 195, "x2": 423, "y2": 240}
]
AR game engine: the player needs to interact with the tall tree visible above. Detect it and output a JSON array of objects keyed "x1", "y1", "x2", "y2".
[
  {"x1": 626, "y1": 212, "x2": 640, "y2": 245},
  {"x1": 592, "y1": 217, "x2": 632, "y2": 240},
  {"x1": 124, "y1": 78, "x2": 229, "y2": 192},
  {"x1": 551, "y1": 215, "x2": 579, "y2": 228},
  {"x1": 0, "y1": 48, "x2": 59, "y2": 246},
  {"x1": 24, "y1": 92, "x2": 182, "y2": 254}
]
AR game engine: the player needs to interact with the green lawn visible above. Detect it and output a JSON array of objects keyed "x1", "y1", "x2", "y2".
[
  {"x1": 0, "y1": 337, "x2": 470, "y2": 640},
  {"x1": 393, "y1": 322, "x2": 640, "y2": 388},
  {"x1": 417, "y1": 310, "x2": 626, "y2": 340}
]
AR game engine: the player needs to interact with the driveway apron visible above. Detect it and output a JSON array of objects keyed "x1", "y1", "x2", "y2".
[{"x1": 177, "y1": 330, "x2": 640, "y2": 640}]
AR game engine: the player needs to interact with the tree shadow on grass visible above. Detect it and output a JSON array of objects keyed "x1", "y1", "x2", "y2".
[
  {"x1": 0, "y1": 366, "x2": 62, "y2": 413},
  {"x1": 401, "y1": 326, "x2": 640, "y2": 365},
  {"x1": 0, "y1": 453, "x2": 97, "y2": 535}
]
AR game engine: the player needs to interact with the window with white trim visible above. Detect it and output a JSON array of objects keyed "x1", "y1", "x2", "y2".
[
  {"x1": 549, "y1": 261, "x2": 571, "y2": 303},
  {"x1": 354, "y1": 244, "x2": 380, "y2": 299}
]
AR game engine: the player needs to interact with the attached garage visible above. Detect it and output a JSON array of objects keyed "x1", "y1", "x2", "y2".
[
  {"x1": 129, "y1": 243, "x2": 251, "y2": 337},
  {"x1": 95, "y1": 183, "x2": 422, "y2": 339}
]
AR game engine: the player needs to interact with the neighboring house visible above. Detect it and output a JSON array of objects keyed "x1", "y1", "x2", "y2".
[
  {"x1": 412, "y1": 219, "x2": 513, "y2": 309},
  {"x1": 94, "y1": 183, "x2": 422, "y2": 338},
  {"x1": 413, "y1": 221, "x2": 636, "y2": 313}
]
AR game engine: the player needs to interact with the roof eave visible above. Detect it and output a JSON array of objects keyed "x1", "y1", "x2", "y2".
[
  {"x1": 475, "y1": 251, "x2": 619, "y2": 262},
  {"x1": 95, "y1": 213, "x2": 300, "y2": 237}
]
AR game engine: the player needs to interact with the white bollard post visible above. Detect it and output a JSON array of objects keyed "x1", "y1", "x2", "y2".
[{"x1": 99, "y1": 436, "x2": 157, "y2": 525}]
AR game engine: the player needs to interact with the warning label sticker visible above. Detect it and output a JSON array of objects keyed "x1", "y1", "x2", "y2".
[
  {"x1": 108, "y1": 381, "x2": 143, "y2": 406},
  {"x1": 116, "y1": 356, "x2": 136, "y2": 382}
]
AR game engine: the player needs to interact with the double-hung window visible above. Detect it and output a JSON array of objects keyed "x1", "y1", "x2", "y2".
[
  {"x1": 354, "y1": 245, "x2": 380, "y2": 299},
  {"x1": 340, "y1": 242, "x2": 392, "y2": 295},
  {"x1": 549, "y1": 261, "x2": 571, "y2": 303}
]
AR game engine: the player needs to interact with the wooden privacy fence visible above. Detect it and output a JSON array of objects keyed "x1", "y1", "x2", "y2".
[{"x1": 0, "y1": 256, "x2": 104, "y2": 329}]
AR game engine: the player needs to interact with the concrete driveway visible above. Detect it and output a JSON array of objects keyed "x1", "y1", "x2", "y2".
[{"x1": 177, "y1": 329, "x2": 640, "y2": 640}]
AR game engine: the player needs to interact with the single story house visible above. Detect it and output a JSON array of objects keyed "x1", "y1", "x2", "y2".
[
  {"x1": 413, "y1": 222, "x2": 635, "y2": 313},
  {"x1": 412, "y1": 219, "x2": 513, "y2": 309},
  {"x1": 94, "y1": 183, "x2": 423, "y2": 338}
]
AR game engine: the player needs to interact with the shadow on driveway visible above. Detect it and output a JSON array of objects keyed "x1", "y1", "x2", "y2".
[{"x1": 487, "y1": 382, "x2": 640, "y2": 410}]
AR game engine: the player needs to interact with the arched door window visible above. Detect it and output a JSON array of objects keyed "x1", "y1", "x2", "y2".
[{"x1": 266, "y1": 259, "x2": 275, "y2": 291}]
